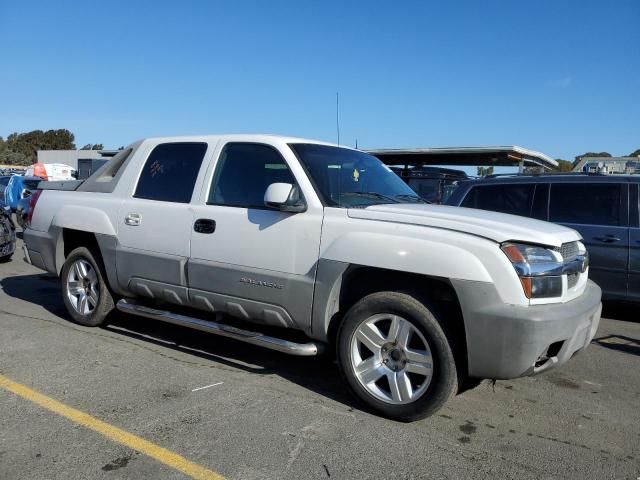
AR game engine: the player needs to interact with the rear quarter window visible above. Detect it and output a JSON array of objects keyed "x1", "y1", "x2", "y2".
[{"x1": 134, "y1": 142, "x2": 207, "y2": 203}]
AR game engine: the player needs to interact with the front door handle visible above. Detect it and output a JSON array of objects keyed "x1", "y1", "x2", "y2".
[
  {"x1": 124, "y1": 213, "x2": 141, "y2": 226},
  {"x1": 594, "y1": 235, "x2": 621, "y2": 243},
  {"x1": 194, "y1": 218, "x2": 216, "y2": 234}
]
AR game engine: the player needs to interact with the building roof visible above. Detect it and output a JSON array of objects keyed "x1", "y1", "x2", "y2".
[
  {"x1": 366, "y1": 146, "x2": 558, "y2": 169},
  {"x1": 573, "y1": 156, "x2": 640, "y2": 172}
]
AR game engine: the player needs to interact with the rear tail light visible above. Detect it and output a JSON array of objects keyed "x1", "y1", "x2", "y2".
[{"x1": 27, "y1": 189, "x2": 42, "y2": 227}]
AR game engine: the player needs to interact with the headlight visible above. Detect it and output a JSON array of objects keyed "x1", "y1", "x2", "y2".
[{"x1": 501, "y1": 242, "x2": 563, "y2": 299}]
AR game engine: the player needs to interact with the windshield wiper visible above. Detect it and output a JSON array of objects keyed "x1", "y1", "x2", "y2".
[
  {"x1": 393, "y1": 194, "x2": 428, "y2": 204},
  {"x1": 341, "y1": 192, "x2": 401, "y2": 204}
]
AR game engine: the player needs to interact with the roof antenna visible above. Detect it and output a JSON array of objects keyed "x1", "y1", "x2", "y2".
[
  {"x1": 336, "y1": 92, "x2": 340, "y2": 146},
  {"x1": 355, "y1": 138, "x2": 358, "y2": 149}
]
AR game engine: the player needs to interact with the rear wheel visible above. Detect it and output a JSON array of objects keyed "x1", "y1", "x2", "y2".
[
  {"x1": 337, "y1": 291, "x2": 458, "y2": 421},
  {"x1": 61, "y1": 247, "x2": 114, "y2": 327}
]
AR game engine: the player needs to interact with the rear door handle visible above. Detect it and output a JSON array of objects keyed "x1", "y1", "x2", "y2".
[
  {"x1": 194, "y1": 218, "x2": 216, "y2": 234},
  {"x1": 124, "y1": 213, "x2": 141, "y2": 226},
  {"x1": 593, "y1": 235, "x2": 621, "y2": 243}
]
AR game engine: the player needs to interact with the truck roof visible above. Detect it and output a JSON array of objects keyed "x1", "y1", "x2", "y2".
[{"x1": 136, "y1": 134, "x2": 347, "y2": 149}]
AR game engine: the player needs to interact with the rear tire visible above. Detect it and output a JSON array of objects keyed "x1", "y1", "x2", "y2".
[
  {"x1": 61, "y1": 247, "x2": 114, "y2": 327},
  {"x1": 337, "y1": 291, "x2": 458, "y2": 422}
]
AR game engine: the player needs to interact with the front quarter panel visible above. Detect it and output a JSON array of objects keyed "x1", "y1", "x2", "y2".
[{"x1": 319, "y1": 208, "x2": 528, "y2": 305}]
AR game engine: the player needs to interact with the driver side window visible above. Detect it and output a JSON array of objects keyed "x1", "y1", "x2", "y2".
[{"x1": 208, "y1": 143, "x2": 296, "y2": 209}]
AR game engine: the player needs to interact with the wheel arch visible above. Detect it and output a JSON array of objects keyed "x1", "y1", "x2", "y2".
[
  {"x1": 312, "y1": 262, "x2": 469, "y2": 381},
  {"x1": 56, "y1": 228, "x2": 123, "y2": 295}
]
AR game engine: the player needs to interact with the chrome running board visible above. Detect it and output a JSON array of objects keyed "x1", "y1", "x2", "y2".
[{"x1": 116, "y1": 299, "x2": 322, "y2": 356}]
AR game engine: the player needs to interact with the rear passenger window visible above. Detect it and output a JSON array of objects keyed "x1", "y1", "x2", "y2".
[
  {"x1": 208, "y1": 143, "x2": 296, "y2": 208},
  {"x1": 461, "y1": 184, "x2": 534, "y2": 216},
  {"x1": 134, "y1": 143, "x2": 207, "y2": 203},
  {"x1": 550, "y1": 183, "x2": 623, "y2": 226}
]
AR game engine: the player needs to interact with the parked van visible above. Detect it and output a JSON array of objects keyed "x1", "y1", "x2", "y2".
[
  {"x1": 447, "y1": 174, "x2": 640, "y2": 301},
  {"x1": 25, "y1": 163, "x2": 76, "y2": 181}
]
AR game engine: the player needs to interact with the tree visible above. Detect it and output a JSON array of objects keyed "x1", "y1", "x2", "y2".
[
  {"x1": 476, "y1": 166, "x2": 494, "y2": 177},
  {"x1": 80, "y1": 143, "x2": 103, "y2": 150},
  {"x1": 0, "y1": 129, "x2": 76, "y2": 166},
  {"x1": 5, "y1": 129, "x2": 75, "y2": 163},
  {"x1": 554, "y1": 159, "x2": 574, "y2": 172},
  {"x1": 628, "y1": 149, "x2": 640, "y2": 157},
  {"x1": 579, "y1": 152, "x2": 612, "y2": 157},
  {"x1": 0, "y1": 150, "x2": 28, "y2": 166}
]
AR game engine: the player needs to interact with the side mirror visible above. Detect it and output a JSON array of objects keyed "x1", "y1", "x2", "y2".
[{"x1": 264, "y1": 183, "x2": 306, "y2": 213}]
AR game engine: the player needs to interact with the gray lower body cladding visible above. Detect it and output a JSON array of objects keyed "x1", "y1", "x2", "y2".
[
  {"x1": 188, "y1": 259, "x2": 316, "y2": 330},
  {"x1": 23, "y1": 228, "x2": 58, "y2": 273},
  {"x1": 452, "y1": 278, "x2": 602, "y2": 379}
]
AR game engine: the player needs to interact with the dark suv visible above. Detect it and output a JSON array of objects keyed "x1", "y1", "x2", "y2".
[
  {"x1": 391, "y1": 166, "x2": 468, "y2": 204},
  {"x1": 447, "y1": 174, "x2": 640, "y2": 301}
]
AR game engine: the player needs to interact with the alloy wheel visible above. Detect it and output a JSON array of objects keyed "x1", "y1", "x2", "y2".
[
  {"x1": 350, "y1": 314, "x2": 433, "y2": 404},
  {"x1": 66, "y1": 259, "x2": 99, "y2": 315}
]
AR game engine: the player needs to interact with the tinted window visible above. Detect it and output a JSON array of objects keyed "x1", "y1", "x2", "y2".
[
  {"x1": 631, "y1": 183, "x2": 639, "y2": 228},
  {"x1": 406, "y1": 178, "x2": 440, "y2": 202},
  {"x1": 461, "y1": 184, "x2": 534, "y2": 216},
  {"x1": 208, "y1": 143, "x2": 296, "y2": 208},
  {"x1": 550, "y1": 183, "x2": 623, "y2": 226},
  {"x1": 134, "y1": 143, "x2": 207, "y2": 203},
  {"x1": 23, "y1": 180, "x2": 41, "y2": 190},
  {"x1": 531, "y1": 184, "x2": 549, "y2": 220}
]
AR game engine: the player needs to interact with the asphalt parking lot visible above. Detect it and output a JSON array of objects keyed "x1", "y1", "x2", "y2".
[{"x1": 1, "y1": 237, "x2": 639, "y2": 480}]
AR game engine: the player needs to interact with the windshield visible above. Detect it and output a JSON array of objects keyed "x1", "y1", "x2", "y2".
[{"x1": 290, "y1": 144, "x2": 422, "y2": 208}]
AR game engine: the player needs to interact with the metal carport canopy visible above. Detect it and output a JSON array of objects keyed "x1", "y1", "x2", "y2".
[{"x1": 365, "y1": 146, "x2": 558, "y2": 169}]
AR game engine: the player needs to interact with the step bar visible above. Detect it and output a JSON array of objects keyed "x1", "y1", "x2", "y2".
[{"x1": 116, "y1": 299, "x2": 323, "y2": 356}]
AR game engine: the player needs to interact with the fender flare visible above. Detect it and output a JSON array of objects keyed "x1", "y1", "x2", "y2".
[
  {"x1": 50, "y1": 206, "x2": 117, "y2": 274},
  {"x1": 51, "y1": 206, "x2": 117, "y2": 236},
  {"x1": 321, "y1": 232, "x2": 492, "y2": 283},
  {"x1": 309, "y1": 232, "x2": 494, "y2": 342}
]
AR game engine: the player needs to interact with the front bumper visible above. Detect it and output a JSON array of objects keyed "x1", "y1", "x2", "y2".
[{"x1": 452, "y1": 279, "x2": 602, "y2": 379}]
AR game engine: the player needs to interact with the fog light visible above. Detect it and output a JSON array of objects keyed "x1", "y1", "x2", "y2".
[{"x1": 520, "y1": 276, "x2": 562, "y2": 299}]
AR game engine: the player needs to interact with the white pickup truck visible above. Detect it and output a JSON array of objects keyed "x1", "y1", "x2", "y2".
[{"x1": 24, "y1": 135, "x2": 602, "y2": 421}]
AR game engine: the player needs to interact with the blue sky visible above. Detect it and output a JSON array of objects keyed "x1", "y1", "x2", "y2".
[{"x1": 1, "y1": 0, "x2": 638, "y2": 160}]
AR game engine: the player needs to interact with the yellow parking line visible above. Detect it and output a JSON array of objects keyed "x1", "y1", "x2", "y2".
[{"x1": 0, "y1": 374, "x2": 224, "y2": 480}]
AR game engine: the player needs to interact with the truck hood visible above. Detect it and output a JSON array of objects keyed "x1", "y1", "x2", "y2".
[{"x1": 347, "y1": 204, "x2": 580, "y2": 248}]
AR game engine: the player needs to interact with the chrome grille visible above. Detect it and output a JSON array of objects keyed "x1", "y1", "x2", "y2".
[{"x1": 559, "y1": 241, "x2": 579, "y2": 261}]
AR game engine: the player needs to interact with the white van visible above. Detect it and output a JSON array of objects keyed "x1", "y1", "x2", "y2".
[{"x1": 25, "y1": 163, "x2": 76, "y2": 181}]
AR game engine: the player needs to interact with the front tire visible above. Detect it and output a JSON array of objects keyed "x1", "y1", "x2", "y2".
[
  {"x1": 337, "y1": 291, "x2": 458, "y2": 422},
  {"x1": 61, "y1": 247, "x2": 114, "y2": 327}
]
